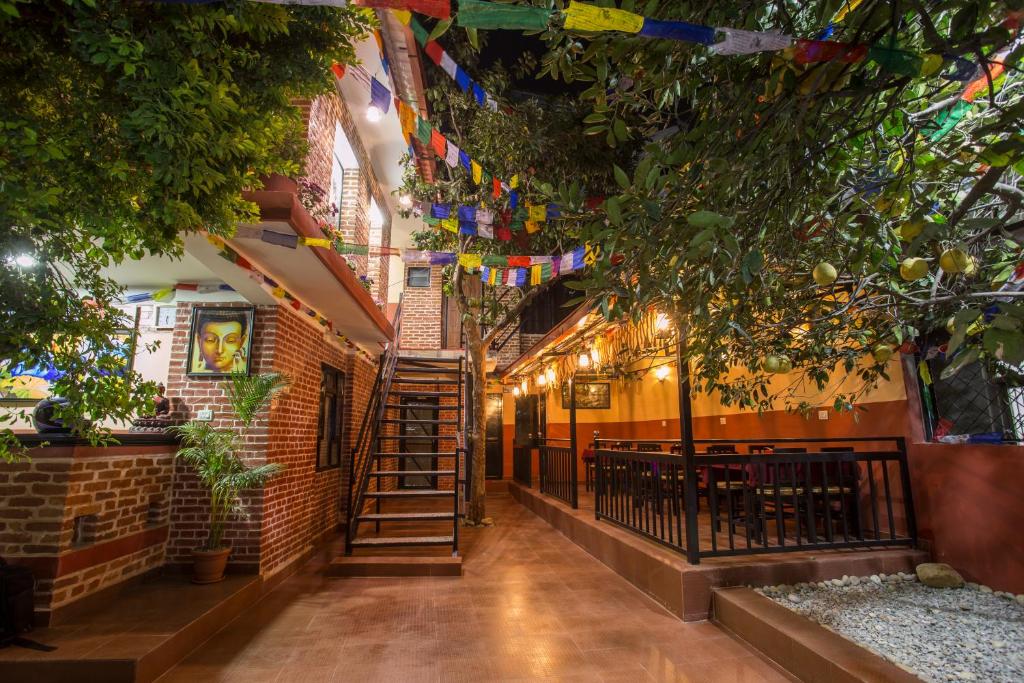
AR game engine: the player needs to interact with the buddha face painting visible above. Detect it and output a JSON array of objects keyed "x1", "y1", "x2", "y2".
[{"x1": 187, "y1": 307, "x2": 253, "y2": 376}]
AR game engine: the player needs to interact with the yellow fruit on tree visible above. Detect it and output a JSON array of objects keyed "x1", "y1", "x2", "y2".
[
  {"x1": 939, "y1": 248, "x2": 972, "y2": 274},
  {"x1": 872, "y1": 345, "x2": 893, "y2": 363},
  {"x1": 777, "y1": 356, "x2": 793, "y2": 373},
  {"x1": 812, "y1": 262, "x2": 838, "y2": 286},
  {"x1": 761, "y1": 356, "x2": 781, "y2": 373},
  {"x1": 895, "y1": 220, "x2": 924, "y2": 242},
  {"x1": 899, "y1": 257, "x2": 928, "y2": 281}
]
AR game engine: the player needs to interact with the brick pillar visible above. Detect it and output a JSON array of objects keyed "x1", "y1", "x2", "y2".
[
  {"x1": 339, "y1": 171, "x2": 369, "y2": 277},
  {"x1": 399, "y1": 266, "x2": 443, "y2": 350}
]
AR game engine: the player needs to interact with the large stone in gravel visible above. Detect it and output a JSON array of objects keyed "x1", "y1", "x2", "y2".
[{"x1": 916, "y1": 563, "x2": 964, "y2": 588}]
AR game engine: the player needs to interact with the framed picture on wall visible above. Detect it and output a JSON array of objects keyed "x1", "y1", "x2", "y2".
[
  {"x1": 561, "y1": 381, "x2": 611, "y2": 409},
  {"x1": 186, "y1": 306, "x2": 254, "y2": 377}
]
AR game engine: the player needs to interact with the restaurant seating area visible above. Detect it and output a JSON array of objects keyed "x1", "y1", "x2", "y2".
[{"x1": 526, "y1": 434, "x2": 915, "y2": 565}]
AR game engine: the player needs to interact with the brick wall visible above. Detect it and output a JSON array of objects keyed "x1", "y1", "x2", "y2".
[
  {"x1": 164, "y1": 302, "x2": 276, "y2": 570},
  {"x1": 163, "y1": 301, "x2": 380, "y2": 576},
  {"x1": 399, "y1": 266, "x2": 443, "y2": 350},
  {"x1": 0, "y1": 444, "x2": 174, "y2": 618},
  {"x1": 298, "y1": 92, "x2": 391, "y2": 295}
]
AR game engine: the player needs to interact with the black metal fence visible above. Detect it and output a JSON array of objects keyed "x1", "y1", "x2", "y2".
[
  {"x1": 592, "y1": 437, "x2": 917, "y2": 563},
  {"x1": 539, "y1": 445, "x2": 578, "y2": 508},
  {"x1": 513, "y1": 444, "x2": 532, "y2": 487}
]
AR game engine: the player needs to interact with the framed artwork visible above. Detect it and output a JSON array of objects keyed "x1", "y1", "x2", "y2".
[
  {"x1": 186, "y1": 306, "x2": 254, "y2": 377},
  {"x1": 155, "y1": 305, "x2": 177, "y2": 329},
  {"x1": 561, "y1": 381, "x2": 611, "y2": 409}
]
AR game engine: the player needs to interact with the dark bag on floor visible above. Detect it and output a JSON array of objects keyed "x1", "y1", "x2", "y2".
[{"x1": 0, "y1": 557, "x2": 53, "y2": 650}]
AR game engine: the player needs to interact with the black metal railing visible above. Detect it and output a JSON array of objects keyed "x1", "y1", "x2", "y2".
[
  {"x1": 591, "y1": 436, "x2": 917, "y2": 563},
  {"x1": 539, "y1": 444, "x2": 577, "y2": 508},
  {"x1": 344, "y1": 295, "x2": 404, "y2": 554},
  {"x1": 513, "y1": 444, "x2": 532, "y2": 487}
]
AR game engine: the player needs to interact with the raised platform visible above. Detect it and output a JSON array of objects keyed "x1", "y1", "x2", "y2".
[
  {"x1": 713, "y1": 586, "x2": 919, "y2": 682},
  {"x1": 510, "y1": 481, "x2": 928, "y2": 621},
  {"x1": 0, "y1": 574, "x2": 261, "y2": 683}
]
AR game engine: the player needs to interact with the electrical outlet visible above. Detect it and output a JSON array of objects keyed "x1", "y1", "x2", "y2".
[
  {"x1": 817, "y1": 410, "x2": 829, "y2": 421},
  {"x1": 719, "y1": 417, "x2": 727, "y2": 425},
  {"x1": 197, "y1": 409, "x2": 213, "y2": 422}
]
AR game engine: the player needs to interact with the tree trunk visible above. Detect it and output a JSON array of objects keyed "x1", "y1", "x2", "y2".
[{"x1": 464, "y1": 328, "x2": 488, "y2": 524}]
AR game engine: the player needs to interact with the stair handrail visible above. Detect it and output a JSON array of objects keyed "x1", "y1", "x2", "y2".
[{"x1": 345, "y1": 294, "x2": 404, "y2": 551}]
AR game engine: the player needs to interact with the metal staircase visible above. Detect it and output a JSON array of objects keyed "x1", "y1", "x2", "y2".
[{"x1": 344, "y1": 298, "x2": 467, "y2": 557}]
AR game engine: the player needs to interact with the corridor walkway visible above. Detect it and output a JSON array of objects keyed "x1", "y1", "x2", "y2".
[{"x1": 159, "y1": 494, "x2": 791, "y2": 682}]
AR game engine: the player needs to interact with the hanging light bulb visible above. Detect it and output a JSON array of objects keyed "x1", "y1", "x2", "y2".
[
  {"x1": 590, "y1": 347, "x2": 600, "y2": 366},
  {"x1": 520, "y1": 378, "x2": 528, "y2": 394},
  {"x1": 365, "y1": 104, "x2": 384, "y2": 123},
  {"x1": 545, "y1": 367, "x2": 556, "y2": 385},
  {"x1": 578, "y1": 352, "x2": 590, "y2": 369},
  {"x1": 655, "y1": 365, "x2": 670, "y2": 382},
  {"x1": 398, "y1": 193, "x2": 413, "y2": 209},
  {"x1": 536, "y1": 372, "x2": 547, "y2": 387},
  {"x1": 513, "y1": 385, "x2": 520, "y2": 397}
]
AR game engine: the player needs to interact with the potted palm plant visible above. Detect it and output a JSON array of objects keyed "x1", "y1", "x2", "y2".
[{"x1": 173, "y1": 372, "x2": 288, "y2": 584}]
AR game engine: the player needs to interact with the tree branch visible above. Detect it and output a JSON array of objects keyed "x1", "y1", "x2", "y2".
[{"x1": 947, "y1": 165, "x2": 1007, "y2": 228}]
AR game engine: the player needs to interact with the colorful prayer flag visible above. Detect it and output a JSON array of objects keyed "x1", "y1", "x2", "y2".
[
  {"x1": 353, "y1": 0, "x2": 451, "y2": 20},
  {"x1": 430, "y1": 128, "x2": 447, "y2": 157},
  {"x1": 431, "y1": 203, "x2": 451, "y2": 219},
  {"x1": 299, "y1": 237, "x2": 333, "y2": 249},
  {"x1": 370, "y1": 77, "x2": 391, "y2": 113},
  {"x1": 563, "y1": 0, "x2": 644, "y2": 33},
  {"x1": 471, "y1": 160, "x2": 483, "y2": 184},
  {"x1": 440, "y1": 51, "x2": 457, "y2": 79},
  {"x1": 415, "y1": 116, "x2": 432, "y2": 145},
  {"x1": 793, "y1": 39, "x2": 867, "y2": 64},
  {"x1": 455, "y1": 66, "x2": 472, "y2": 92},
  {"x1": 456, "y1": 0, "x2": 552, "y2": 30},
  {"x1": 441, "y1": 216, "x2": 459, "y2": 233},
  {"x1": 459, "y1": 150, "x2": 472, "y2": 172},
  {"x1": 527, "y1": 204, "x2": 547, "y2": 222},
  {"x1": 710, "y1": 28, "x2": 793, "y2": 55},
  {"x1": 458, "y1": 254, "x2": 482, "y2": 269},
  {"x1": 445, "y1": 141, "x2": 460, "y2": 168},
  {"x1": 639, "y1": 18, "x2": 715, "y2": 45},
  {"x1": 424, "y1": 40, "x2": 444, "y2": 65}
]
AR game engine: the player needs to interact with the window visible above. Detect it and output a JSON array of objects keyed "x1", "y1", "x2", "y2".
[
  {"x1": 919, "y1": 353, "x2": 1022, "y2": 442},
  {"x1": 406, "y1": 266, "x2": 431, "y2": 288},
  {"x1": 317, "y1": 364, "x2": 345, "y2": 469},
  {"x1": 330, "y1": 122, "x2": 359, "y2": 229}
]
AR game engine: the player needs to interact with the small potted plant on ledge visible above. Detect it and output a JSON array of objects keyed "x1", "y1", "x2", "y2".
[{"x1": 173, "y1": 372, "x2": 288, "y2": 584}]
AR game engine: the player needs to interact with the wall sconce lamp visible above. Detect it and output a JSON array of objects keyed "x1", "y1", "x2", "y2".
[{"x1": 655, "y1": 365, "x2": 670, "y2": 382}]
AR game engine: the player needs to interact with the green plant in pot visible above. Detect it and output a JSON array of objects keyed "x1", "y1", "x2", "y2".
[{"x1": 172, "y1": 373, "x2": 287, "y2": 584}]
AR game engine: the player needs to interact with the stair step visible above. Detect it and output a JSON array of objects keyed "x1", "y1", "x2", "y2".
[
  {"x1": 376, "y1": 452, "x2": 456, "y2": 458},
  {"x1": 385, "y1": 403, "x2": 455, "y2": 411},
  {"x1": 391, "y1": 377, "x2": 460, "y2": 385},
  {"x1": 389, "y1": 390, "x2": 459, "y2": 397},
  {"x1": 397, "y1": 356, "x2": 462, "y2": 364},
  {"x1": 357, "y1": 512, "x2": 455, "y2": 521},
  {"x1": 394, "y1": 367, "x2": 462, "y2": 375},
  {"x1": 365, "y1": 490, "x2": 455, "y2": 498},
  {"x1": 368, "y1": 470, "x2": 455, "y2": 477},
  {"x1": 350, "y1": 535, "x2": 454, "y2": 548},
  {"x1": 381, "y1": 418, "x2": 458, "y2": 425}
]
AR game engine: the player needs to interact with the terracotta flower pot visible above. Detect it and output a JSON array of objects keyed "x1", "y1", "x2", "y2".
[{"x1": 192, "y1": 547, "x2": 231, "y2": 584}]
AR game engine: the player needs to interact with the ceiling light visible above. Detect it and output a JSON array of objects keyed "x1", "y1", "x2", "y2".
[{"x1": 365, "y1": 105, "x2": 383, "y2": 123}]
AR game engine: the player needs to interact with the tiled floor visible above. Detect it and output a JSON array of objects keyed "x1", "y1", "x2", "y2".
[{"x1": 159, "y1": 494, "x2": 792, "y2": 682}]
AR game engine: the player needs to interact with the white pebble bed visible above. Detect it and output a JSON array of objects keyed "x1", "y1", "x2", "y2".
[{"x1": 758, "y1": 573, "x2": 1024, "y2": 682}]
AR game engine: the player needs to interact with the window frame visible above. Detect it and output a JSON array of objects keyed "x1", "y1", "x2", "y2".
[
  {"x1": 406, "y1": 266, "x2": 431, "y2": 288},
  {"x1": 316, "y1": 363, "x2": 345, "y2": 470}
]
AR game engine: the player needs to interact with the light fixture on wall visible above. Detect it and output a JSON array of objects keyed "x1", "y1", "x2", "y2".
[
  {"x1": 520, "y1": 378, "x2": 528, "y2": 394},
  {"x1": 655, "y1": 365, "x2": 670, "y2": 382},
  {"x1": 365, "y1": 104, "x2": 384, "y2": 123},
  {"x1": 545, "y1": 367, "x2": 556, "y2": 386},
  {"x1": 655, "y1": 313, "x2": 672, "y2": 337},
  {"x1": 578, "y1": 351, "x2": 590, "y2": 369},
  {"x1": 513, "y1": 385, "x2": 520, "y2": 397},
  {"x1": 536, "y1": 372, "x2": 547, "y2": 387},
  {"x1": 589, "y1": 347, "x2": 600, "y2": 367},
  {"x1": 398, "y1": 193, "x2": 413, "y2": 209}
]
